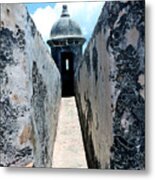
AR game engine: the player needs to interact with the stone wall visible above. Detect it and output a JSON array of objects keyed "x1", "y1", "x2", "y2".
[
  {"x1": 75, "y1": 0, "x2": 145, "y2": 169},
  {"x1": 0, "y1": 4, "x2": 61, "y2": 167}
]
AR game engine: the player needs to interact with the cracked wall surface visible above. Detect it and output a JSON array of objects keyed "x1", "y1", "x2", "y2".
[
  {"x1": 0, "y1": 4, "x2": 61, "y2": 167},
  {"x1": 75, "y1": 0, "x2": 145, "y2": 169}
]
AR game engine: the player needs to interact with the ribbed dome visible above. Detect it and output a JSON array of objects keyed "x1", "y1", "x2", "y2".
[{"x1": 50, "y1": 5, "x2": 83, "y2": 40}]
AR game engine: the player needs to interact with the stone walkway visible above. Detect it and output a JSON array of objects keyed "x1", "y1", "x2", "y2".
[{"x1": 52, "y1": 97, "x2": 87, "y2": 169}]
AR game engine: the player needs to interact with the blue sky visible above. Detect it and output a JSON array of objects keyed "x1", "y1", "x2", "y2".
[
  {"x1": 26, "y1": 1, "x2": 104, "y2": 49},
  {"x1": 27, "y1": 3, "x2": 55, "y2": 14}
]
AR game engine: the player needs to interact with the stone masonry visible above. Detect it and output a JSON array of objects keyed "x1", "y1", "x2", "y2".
[
  {"x1": 0, "y1": 1, "x2": 145, "y2": 169},
  {"x1": 0, "y1": 4, "x2": 61, "y2": 167},
  {"x1": 75, "y1": 0, "x2": 145, "y2": 169}
]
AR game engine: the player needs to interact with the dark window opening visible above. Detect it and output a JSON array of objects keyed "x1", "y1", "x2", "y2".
[{"x1": 61, "y1": 52, "x2": 74, "y2": 97}]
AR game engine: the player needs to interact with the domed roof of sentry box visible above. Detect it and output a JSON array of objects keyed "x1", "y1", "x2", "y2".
[{"x1": 50, "y1": 5, "x2": 84, "y2": 40}]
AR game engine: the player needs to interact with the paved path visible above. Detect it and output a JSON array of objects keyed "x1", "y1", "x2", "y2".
[{"x1": 52, "y1": 97, "x2": 87, "y2": 169}]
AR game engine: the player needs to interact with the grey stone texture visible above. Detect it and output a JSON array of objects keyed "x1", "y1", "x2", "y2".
[
  {"x1": 0, "y1": 4, "x2": 61, "y2": 167},
  {"x1": 75, "y1": 0, "x2": 145, "y2": 169},
  {"x1": 50, "y1": 5, "x2": 84, "y2": 40}
]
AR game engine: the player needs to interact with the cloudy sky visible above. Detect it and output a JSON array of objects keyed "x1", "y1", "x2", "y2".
[{"x1": 26, "y1": 1, "x2": 105, "y2": 49}]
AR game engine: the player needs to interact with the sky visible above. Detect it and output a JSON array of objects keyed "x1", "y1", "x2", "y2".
[{"x1": 26, "y1": 1, "x2": 105, "y2": 49}]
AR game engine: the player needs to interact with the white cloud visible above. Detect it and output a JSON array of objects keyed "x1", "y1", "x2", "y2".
[
  {"x1": 30, "y1": 2, "x2": 104, "y2": 47},
  {"x1": 31, "y1": 6, "x2": 58, "y2": 42}
]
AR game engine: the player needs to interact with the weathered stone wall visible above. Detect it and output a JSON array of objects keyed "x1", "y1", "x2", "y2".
[
  {"x1": 75, "y1": 0, "x2": 145, "y2": 169},
  {"x1": 0, "y1": 4, "x2": 61, "y2": 167}
]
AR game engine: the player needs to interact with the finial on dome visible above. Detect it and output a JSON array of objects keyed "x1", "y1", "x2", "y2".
[{"x1": 61, "y1": 5, "x2": 70, "y2": 17}]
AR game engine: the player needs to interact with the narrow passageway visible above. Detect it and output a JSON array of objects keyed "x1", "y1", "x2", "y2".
[{"x1": 52, "y1": 97, "x2": 87, "y2": 168}]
